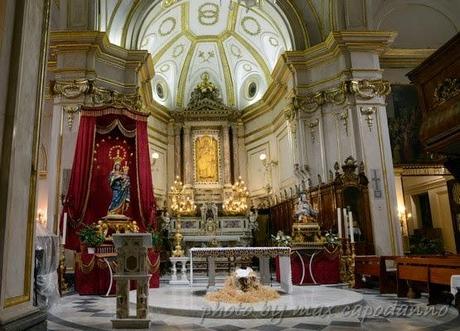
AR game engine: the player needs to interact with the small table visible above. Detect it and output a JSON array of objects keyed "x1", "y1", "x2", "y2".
[{"x1": 189, "y1": 247, "x2": 292, "y2": 293}]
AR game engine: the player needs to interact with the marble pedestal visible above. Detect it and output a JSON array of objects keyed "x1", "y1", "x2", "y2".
[{"x1": 169, "y1": 257, "x2": 189, "y2": 285}]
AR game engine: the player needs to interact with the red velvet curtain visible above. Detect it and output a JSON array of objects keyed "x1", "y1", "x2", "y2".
[
  {"x1": 63, "y1": 108, "x2": 156, "y2": 251},
  {"x1": 63, "y1": 116, "x2": 96, "y2": 250}
]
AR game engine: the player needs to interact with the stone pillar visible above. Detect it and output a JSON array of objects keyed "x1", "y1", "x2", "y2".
[
  {"x1": 222, "y1": 124, "x2": 231, "y2": 185},
  {"x1": 183, "y1": 125, "x2": 193, "y2": 185},
  {"x1": 231, "y1": 123, "x2": 239, "y2": 180},
  {"x1": 173, "y1": 122, "x2": 182, "y2": 179},
  {"x1": 237, "y1": 121, "x2": 247, "y2": 181},
  {"x1": 0, "y1": 0, "x2": 50, "y2": 329}
]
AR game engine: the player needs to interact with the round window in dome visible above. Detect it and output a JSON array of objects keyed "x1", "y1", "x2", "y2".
[
  {"x1": 156, "y1": 83, "x2": 165, "y2": 100},
  {"x1": 248, "y1": 82, "x2": 257, "y2": 99}
]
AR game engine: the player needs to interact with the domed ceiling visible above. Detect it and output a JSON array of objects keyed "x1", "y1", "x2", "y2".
[{"x1": 137, "y1": 0, "x2": 293, "y2": 110}]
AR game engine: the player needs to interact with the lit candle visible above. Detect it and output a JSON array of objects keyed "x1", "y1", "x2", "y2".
[
  {"x1": 343, "y1": 208, "x2": 348, "y2": 238},
  {"x1": 337, "y1": 208, "x2": 342, "y2": 238},
  {"x1": 349, "y1": 211, "x2": 354, "y2": 243},
  {"x1": 62, "y1": 212, "x2": 68, "y2": 245}
]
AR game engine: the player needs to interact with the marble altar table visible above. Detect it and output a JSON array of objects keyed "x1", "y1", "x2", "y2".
[{"x1": 189, "y1": 247, "x2": 292, "y2": 293}]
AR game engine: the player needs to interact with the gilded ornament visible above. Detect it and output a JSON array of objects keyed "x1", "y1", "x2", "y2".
[
  {"x1": 348, "y1": 79, "x2": 391, "y2": 100},
  {"x1": 161, "y1": 0, "x2": 178, "y2": 8},
  {"x1": 63, "y1": 105, "x2": 79, "y2": 130},
  {"x1": 241, "y1": 16, "x2": 261, "y2": 36},
  {"x1": 360, "y1": 106, "x2": 377, "y2": 131},
  {"x1": 198, "y1": 3, "x2": 219, "y2": 25},
  {"x1": 433, "y1": 78, "x2": 460, "y2": 105},
  {"x1": 52, "y1": 79, "x2": 90, "y2": 99}
]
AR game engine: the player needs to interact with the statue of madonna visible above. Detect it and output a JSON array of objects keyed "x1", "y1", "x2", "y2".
[{"x1": 107, "y1": 159, "x2": 131, "y2": 215}]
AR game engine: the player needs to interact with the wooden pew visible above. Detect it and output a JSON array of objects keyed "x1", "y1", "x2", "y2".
[
  {"x1": 354, "y1": 255, "x2": 398, "y2": 294},
  {"x1": 396, "y1": 256, "x2": 460, "y2": 305}
]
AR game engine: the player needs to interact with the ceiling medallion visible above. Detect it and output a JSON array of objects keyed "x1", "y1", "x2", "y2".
[
  {"x1": 243, "y1": 63, "x2": 252, "y2": 72},
  {"x1": 198, "y1": 50, "x2": 216, "y2": 63},
  {"x1": 241, "y1": 16, "x2": 261, "y2": 36},
  {"x1": 140, "y1": 33, "x2": 154, "y2": 48},
  {"x1": 269, "y1": 36, "x2": 279, "y2": 47},
  {"x1": 172, "y1": 43, "x2": 185, "y2": 57},
  {"x1": 230, "y1": 44, "x2": 242, "y2": 58},
  {"x1": 159, "y1": 63, "x2": 171, "y2": 72},
  {"x1": 198, "y1": 3, "x2": 219, "y2": 25},
  {"x1": 158, "y1": 17, "x2": 176, "y2": 36}
]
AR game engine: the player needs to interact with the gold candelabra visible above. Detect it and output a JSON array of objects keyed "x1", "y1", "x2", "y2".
[
  {"x1": 169, "y1": 176, "x2": 196, "y2": 257},
  {"x1": 223, "y1": 176, "x2": 249, "y2": 215},
  {"x1": 339, "y1": 238, "x2": 356, "y2": 287}
]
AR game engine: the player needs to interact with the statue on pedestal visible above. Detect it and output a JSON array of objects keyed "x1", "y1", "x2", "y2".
[
  {"x1": 295, "y1": 193, "x2": 318, "y2": 222},
  {"x1": 108, "y1": 157, "x2": 131, "y2": 216}
]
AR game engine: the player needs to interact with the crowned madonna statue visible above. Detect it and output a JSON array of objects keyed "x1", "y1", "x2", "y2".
[{"x1": 108, "y1": 157, "x2": 131, "y2": 216}]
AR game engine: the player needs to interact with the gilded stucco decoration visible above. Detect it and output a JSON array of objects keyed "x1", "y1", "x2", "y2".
[
  {"x1": 51, "y1": 79, "x2": 145, "y2": 113},
  {"x1": 348, "y1": 79, "x2": 391, "y2": 100},
  {"x1": 293, "y1": 79, "x2": 391, "y2": 114}
]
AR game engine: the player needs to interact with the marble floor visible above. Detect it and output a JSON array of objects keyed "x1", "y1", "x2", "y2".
[{"x1": 47, "y1": 286, "x2": 460, "y2": 331}]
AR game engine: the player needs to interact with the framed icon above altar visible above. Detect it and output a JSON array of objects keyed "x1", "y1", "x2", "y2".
[{"x1": 193, "y1": 130, "x2": 222, "y2": 186}]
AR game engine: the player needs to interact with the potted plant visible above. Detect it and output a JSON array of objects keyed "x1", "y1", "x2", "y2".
[{"x1": 78, "y1": 223, "x2": 105, "y2": 254}]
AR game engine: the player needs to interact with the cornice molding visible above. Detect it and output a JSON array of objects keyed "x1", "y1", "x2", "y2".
[
  {"x1": 380, "y1": 48, "x2": 435, "y2": 68},
  {"x1": 285, "y1": 31, "x2": 397, "y2": 71}
]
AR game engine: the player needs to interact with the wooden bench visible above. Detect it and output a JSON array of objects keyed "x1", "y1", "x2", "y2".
[
  {"x1": 396, "y1": 256, "x2": 460, "y2": 305},
  {"x1": 354, "y1": 255, "x2": 398, "y2": 294}
]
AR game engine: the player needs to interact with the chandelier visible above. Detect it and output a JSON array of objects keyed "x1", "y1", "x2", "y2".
[
  {"x1": 169, "y1": 176, "x2": 196, "y2": 216},
  {"x1": 223, "y1": 176, "x2": 250, "y2": 215}
]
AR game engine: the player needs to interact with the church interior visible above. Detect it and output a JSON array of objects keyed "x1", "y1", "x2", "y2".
[{"x1": 1, "y1": 0, "x2": 460, "y2": 330}]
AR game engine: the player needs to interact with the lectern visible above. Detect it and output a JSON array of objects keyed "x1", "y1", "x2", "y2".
[{"x1": 112, "y1": 233, "x2": 152, "y2": 329}]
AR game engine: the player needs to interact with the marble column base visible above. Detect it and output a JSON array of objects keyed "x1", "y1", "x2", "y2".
[
  {"x1": 0, "y1": 309, "x2": 47, "y2": 331},
  {"x1": 112, "y1": 318, "x2": 150, "y2": 329}
]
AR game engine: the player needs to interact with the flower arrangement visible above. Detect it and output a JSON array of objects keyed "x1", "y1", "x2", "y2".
[
  {"x1": 324, "y1": 231, "x2": 340, "y2": 246},
  {"x1": 271, "y1": 231, "x2": 292, "y2": 247}
]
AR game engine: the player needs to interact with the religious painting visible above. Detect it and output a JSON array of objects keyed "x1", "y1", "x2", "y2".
[
  {"x1": 194, "y1": 134, "x2": 219, "y2": 183},
  {"x1": 386, "y1": 85, "x2": 440, "y2": 164}
]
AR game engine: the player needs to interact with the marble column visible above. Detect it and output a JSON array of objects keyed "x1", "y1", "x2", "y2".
[
  {"x1": 231, "y1": 123, "x2": 239, "y2": 180},
  {"x1": 222, "y1": 124, "x2": 231, "y2": 185},
  {"x1": 237, "y1": 121, "x2": 248, "y2": 181},
  {"x1": 0, "y1": 0, "x2": 50, "y2": 328},
  {"x1": 173, "y1": 123, "x2": 182, "y2": 179},
  {"x1": 183, "y1": 125, "x2": 193, "y2": 185}
]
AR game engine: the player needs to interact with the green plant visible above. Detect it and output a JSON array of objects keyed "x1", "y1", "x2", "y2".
[{"x1": 78, "y1": 223, "x2": 105, "y2": 247}]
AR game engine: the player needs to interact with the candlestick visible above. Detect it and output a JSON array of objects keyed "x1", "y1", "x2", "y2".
[
  {"x1": 62, "y1": 212, "x2": 68, "y2": 245},
  {"x1": 337, "y1": 208, "x2": 342, "y2": 238},
  {"x1": 349, "y1": 211, "x2": 354, "y2": 243},
  {"x1": 343, "y1": 208, "x2": 348, "y2": 238}
]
